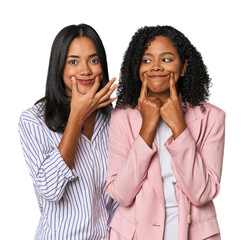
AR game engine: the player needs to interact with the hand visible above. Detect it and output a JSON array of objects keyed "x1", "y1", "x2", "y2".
[
  {"x1": 70, "y1": 76, "x2": 117, "y2": 125},
  {"x1": 138, "y1": 78, "x2": 161, "y2": 147},
  {"x1": 159, "y1": 73, "x2": 186, "y2": 139}
]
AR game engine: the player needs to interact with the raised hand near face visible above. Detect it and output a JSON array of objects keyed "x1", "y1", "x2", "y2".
[
  {"x1": 159, "y1": 73, "x2": 186, "y2": 139},
  {"x1": 70, "y1": 76, "x2": 117, "y2": 126},
  {"x1": 138, "y1": 78, "x2": 161, "y2": 147}
]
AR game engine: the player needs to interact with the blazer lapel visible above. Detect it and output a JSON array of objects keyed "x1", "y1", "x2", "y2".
[
  {"x1": 148, "y1": 137, "x2": 166, "y2": 209},
  {"x1": 184, "y1": 105, "x2": 202, "y2": 143},
  {"x1": 132, "y1": 111, "x2": 166, "y2": 209}
]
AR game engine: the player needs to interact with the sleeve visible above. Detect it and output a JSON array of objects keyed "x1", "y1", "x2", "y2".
[
  {"x1": 105, "y1": 195, "x2": 119, "y2": 224},
  {"x1": 106, "y1": 110, "x2": 156, "y2": 207},
  {"x1": 18, "y1": 112, "x2": 77, "y2": 202},
  {"x1": 165, "y1": 109, "x2": 225, "y2": 207}
]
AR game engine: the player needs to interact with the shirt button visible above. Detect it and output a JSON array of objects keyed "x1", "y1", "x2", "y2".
[
  {"x1": 187, "y1": 214, "x2": 192, "y2": 224},
  {"x1": 134, "y1": 216, "x2": 138, "y2": 225}
]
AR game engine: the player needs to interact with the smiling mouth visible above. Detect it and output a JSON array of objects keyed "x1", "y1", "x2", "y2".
[
  {"x1": 76, "y1": 78, "x2": 95, "y2": 85},
  {"x1": 148, "y1": 74, "x2": 169, "y2": 78}
]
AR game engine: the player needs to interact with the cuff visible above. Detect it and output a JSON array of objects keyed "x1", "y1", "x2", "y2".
[
  {"x1": 165, "y1": 128, "x2": 195, "y2": 157},
  {"x1": 132, "y1": 134, "x2": 157, "y2": 157},
  {"x1": 50, "y1": 149, "x2": 78, "y2": 181}
]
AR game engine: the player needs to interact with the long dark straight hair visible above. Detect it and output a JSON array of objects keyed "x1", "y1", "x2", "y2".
[{"x1": 36, "y1": 24, "x2": 111, "y2": 133}]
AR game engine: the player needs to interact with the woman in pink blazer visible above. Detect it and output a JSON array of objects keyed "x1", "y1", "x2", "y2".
[{"x1": 106, "y1": 26, "x2": 225, "y2": 240}]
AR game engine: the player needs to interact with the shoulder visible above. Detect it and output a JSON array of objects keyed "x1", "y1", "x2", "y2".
[
  {"x1": 201, "y1": 102, "x2": 225, "y2": 115},
  {"x1": 187, "y1": 102, "x2": 225, "y2": 127},
  {"x1": 197, "y1": 102, "x2": 225, "y2": 120},
  {"x1": 97, "y1": 109, "x2": 110, "y2": 128},
  {"x1": 110, "y1": 107, "x2": 141, "y2": 133},
  {"x1": 19, "y1": 101, "x2": 46, "y2": 128},
  {"x1": 111, "y1": 107, "x2": 141, "y2": 121}
]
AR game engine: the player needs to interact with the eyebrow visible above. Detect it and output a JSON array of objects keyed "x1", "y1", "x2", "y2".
[
  {"x1": 143, "y1": 52, "x2": 175, "y2": 57},
  {"x1": 66, "y1": 53, "x2": 98, "y2": 58}
]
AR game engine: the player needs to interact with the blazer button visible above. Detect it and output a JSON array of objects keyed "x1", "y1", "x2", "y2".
[
  {"x1": 134, "y1": 216, "x2": 138, "y2": 225},
  {"x1": 187, "y1": 214, "x2": 192, "y2": 224}
]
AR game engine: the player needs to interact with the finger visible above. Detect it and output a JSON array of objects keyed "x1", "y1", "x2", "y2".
[
  {"x1": 71, "y1": 76, "x2": 79, "y2": 96},
  {"x1": 96, "y1": 77, "x2": 117, "y2": 99},
  {"x1": 99, "y1": 82, "x2": 117, "y2": 103},
  {"x1": 147, "y1": 96, "x2": 160, "y2": 101},
  {"x1": 147, "y1": 95, "x2": 163, "y2": 104},
  {"x1": 96, "y1": 97, "x2": 117, "y2": 109},
  {"x1": 139, "y1": 78, "x2": 148, "y2": 99},
  {"x1": 159, "y1": 106, "x2": 164, "y2": 117},
  {"x1": 169, "y1": 73, "x2": 178, "y2": 99},
  {"x1": 89, "y1": 75, "x2": 102, "y2": 95}
]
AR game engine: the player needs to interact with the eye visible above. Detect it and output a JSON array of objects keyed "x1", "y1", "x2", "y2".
[
  {"x1": 162, "y1": 58, "x2": 172, "y2": 62},
  {"x1": 142, "y1": 59, "x2": 152, "y2": 64},
  {"x1": 68, "y1": 60, "x2": 78, "y2": 65},
  {"x1": 89, "y1": 58, "x2": 100, "y2": 64}
]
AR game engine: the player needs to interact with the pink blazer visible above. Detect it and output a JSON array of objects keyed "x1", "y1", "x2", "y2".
[{"x1": 106, "y1": 102, "x2": 225, "y2": 240}]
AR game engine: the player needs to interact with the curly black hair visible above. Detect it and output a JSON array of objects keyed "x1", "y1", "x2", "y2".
[{"x1": 116, "y1": 25, "x2": 211, "y2": 110}]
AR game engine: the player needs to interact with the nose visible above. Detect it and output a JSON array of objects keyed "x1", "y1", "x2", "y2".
[
  {"x1": 79, "y1": 62, "x2": 92, "y2": 75},
  {"x1": 151, "y1": 62, "x2": 163, "y2": 72}
]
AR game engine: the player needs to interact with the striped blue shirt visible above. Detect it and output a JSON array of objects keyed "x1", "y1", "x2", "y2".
[{"x1": 18, "y1": 102, "x2": 117, "y2": 240}]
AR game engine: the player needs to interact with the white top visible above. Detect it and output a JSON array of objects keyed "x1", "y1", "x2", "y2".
[{"x1": 156, "y1": 120, "x2": 178, "y2": 240}]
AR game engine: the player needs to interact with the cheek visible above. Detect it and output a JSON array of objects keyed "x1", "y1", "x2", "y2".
[
  {"x1": 92, "y1": 64, "x2": 103, "y2": 75},
  {"x1": 63, "y1": 77, "x2": 71, "y2": 92},
  {"x1": 139, "y1": 65, "x2": 146, "y2": 81},
  {"x1": 168, "y1": 63, "x2": 182, "y2": 80},
  {"x1": 98, "y1": 65, "x2": 103, "y2": 73},
  {"x1": 167, "y1": 62, "x2": 180, "y2": 72},
  {"x1": 63, "y1": 65, "x2": 74, "y2": 77},
  {"x1": 63, "y1": 67, "x2": 73, "y2": 89}
]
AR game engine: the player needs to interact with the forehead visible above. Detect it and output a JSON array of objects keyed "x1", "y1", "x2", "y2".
[
  {"x1": 145, "y1": 35, "x2": 177, "y2": 54},
  {"x1": 67, "y1": 37, "x2": 97, "y2": 54}
]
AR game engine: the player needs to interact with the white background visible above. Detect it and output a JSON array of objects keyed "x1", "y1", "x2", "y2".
[{"x1": 0, "y1": 0, "x2": 243, "y2": 239}]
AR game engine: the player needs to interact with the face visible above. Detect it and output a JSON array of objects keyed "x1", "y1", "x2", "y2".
[
  {"x1": 139, "y1": 35, "x2": 187, "y2": 97},
  {"x1": 63, "y1": 37, "x2": 103, "y2": 96}
]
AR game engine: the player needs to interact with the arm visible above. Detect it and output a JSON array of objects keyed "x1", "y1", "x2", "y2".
[
  {"x1": 58, "y1": 76, "x2": 117, "y2": 169},
  {"x1": 166, "y1": 108, "x2": 225, "y2": 207},
  {"x1": 106, "y1": 79, "x2": 161, "y2": 207},
  {"x1": 19, "y1": 77, "x2": 117, "y2": 202},
  {"x1": 106, "y1": 110, "x2": 157, "y2": 207},
  {"x1": 19, "y1": 113, "x2": 77, "y2": 202},
  {"x1": 159, "y1": 73, "x2": 187, "y2": 139}
]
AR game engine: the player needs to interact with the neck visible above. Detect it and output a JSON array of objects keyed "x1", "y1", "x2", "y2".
[{"x1": 82, "y1": 110, "x2": 97, "y2": 141}]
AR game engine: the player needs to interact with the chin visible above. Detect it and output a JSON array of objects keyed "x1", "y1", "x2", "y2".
[
  {"x1": 77, "y1": 86, "x2": 93, "y2": 94},
  {"x1": 150, "y1": 87, "x2": 168, "y2": 93}
]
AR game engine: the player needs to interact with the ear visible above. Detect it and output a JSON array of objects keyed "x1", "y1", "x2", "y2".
[{"x1": 180, "y1": 59, "x2": 188, "y2": 77}]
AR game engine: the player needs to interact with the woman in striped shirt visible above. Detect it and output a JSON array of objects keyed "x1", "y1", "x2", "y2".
[{"x1": 18, "y1": 24, "x2": 117, "y2": 239}]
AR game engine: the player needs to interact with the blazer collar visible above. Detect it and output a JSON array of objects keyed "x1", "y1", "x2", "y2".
[{"x1": 182, "y1": 102, "x2": 202, "y2": 124}]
